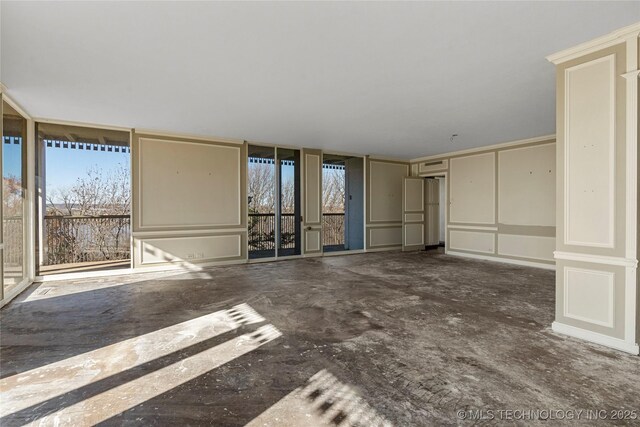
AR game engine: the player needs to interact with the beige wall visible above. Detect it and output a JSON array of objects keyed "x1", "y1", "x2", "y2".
[
  {"x1": 549, "y1": 25, "x2": 639, "y2": 354},
  {"x1": 365, "y1": 158, "x2": 409, "y2": 250},
  {"x1": 411, "y1": 137, "x2": 557, "y2": 268},
  {"x1": 131, "y1": 131, "x2": 247, "y2": 268},
  {"x1": 302, "y1": 149, "x2": 322, "y2": 255}
]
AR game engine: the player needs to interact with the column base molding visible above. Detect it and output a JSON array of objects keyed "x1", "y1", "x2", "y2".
[{"x1": 552, "y1": 321, "x2": 639, "y2": 355}]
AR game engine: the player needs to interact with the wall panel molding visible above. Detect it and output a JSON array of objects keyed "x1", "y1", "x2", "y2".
[
  {"x1": 498, "y1": 234, "x2": 555, "y2": 261},
  {"x1": 367, "y1": 160, "x2": 409, "y2": 224},
  {"x1": 563, "y1": 267, "x2": 615, "y2": 327},
  {"x1": 136, "y1": 233, "x2": 244, "y2": 266},
  {"x1": 554, "y1": 251, "x2": 637, "y2": 267},
  {"x1": 134, "y1": 136, "x2": 245, "y2": 231},
  {"x1": 563, "y1": 54, "x2": 616, "y2": 248},
  {"x1": 304, "y1": 229, "x2": 321, "y2": 252},
  {"x1": 552, "y1": 322, "x2": 639, "y2": 355},
  {"x1": 449, "y1": 230, "x2": 495, "y2": 254},
  {"x1": 498, "y1": 143, "x2": 555, "y2": 226},
  {"x1": 549, "y1": 27, "x2": 639, "y2": 354},
  {"x1": 367, "y1": 226, "x2": 402, "y2": 248},
  {"x1": 304, "y1": 152, "x2": 321, "y2": 225},
  {"x1": 131, "y1": 132, "x2": 248, "y2": 268},
  {"x1": 449, "y1": 153, "x2": 495, "y2": 225}
]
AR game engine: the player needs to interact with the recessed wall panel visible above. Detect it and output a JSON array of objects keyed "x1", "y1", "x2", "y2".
[
  {"x1": 369, "y1": 161, "x2": 408, "y2": 223},
  {"x1": 449, "y1": 230, "x2": 495, "y2": 254},
  {"x1": 138, "y1": 138, "x2": 241, "y2": 228},
  {"x1": 564, "y1": 55, "x2": 615, "y2": 247},
  {"x1": 404, "y1": 213, "x2": 424, "y2": 222},
  {"x1": 138, "y1": 234, "x2": 242, "y2": 265},
  {"x1": 564, "y1": 267, "x2": 614, "y2": 327},
  {"x1": 369, "y1": 227, "x2": 402, "y2": 247},
  {"x1": 304, "y1": 153, "x2": 321, "y2": 225},
  {"x1": 450, "y1": 153, "x2": 495, "y2": 224},
  {"x1": 498, "y1": 234, "x2": 555, "y2": 261},
  {"x1": 404, "y1": 179, "x2": 424, "y2": 212},
  {"x1": 404, "y1": 224, "x2": 424, "y2": 246},
  {"x1": 498, "y1": 144, "x2": 555, "y2": 226},
  {"x1": 305, "y1": 229, "x2": 321, "y2": 252}
]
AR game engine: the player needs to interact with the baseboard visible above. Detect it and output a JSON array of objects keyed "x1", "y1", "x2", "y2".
[
  {"x1": 446, "y1": 250, "x2": 556, "y2": 270},
  {"x1": 322, "y1": 249, "x2": 365, "y2": 257},
  {"x1": 365, "y1": 246, "x2": 402, "y2": 253},
  {"x1": 552, "y1": 321, "x2": 639, "y2": 355}
]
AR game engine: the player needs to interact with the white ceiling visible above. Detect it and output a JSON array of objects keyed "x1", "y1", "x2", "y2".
[{"x1": 2, "y1": 2, "x2": 639, "y2": 159}]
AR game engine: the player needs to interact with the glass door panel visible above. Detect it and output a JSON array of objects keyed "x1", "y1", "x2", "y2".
[
  {"x1": 248, "y1": 145, "x2": 276, "y2": 259},
  {"x1": 277, "y1": 148, "x2": 301, "y2": 256},
  {"x1": 2, "y1": 100, "x2": 27, "y2": 293}
]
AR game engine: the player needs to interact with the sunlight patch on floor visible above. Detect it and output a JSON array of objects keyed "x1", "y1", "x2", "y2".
[
  {"x1": 0, "y1": 303, "x2": 264, "y2": 417},
  {"x1": 35, "y1": 324, "x2": 282, "y2": 426},
  {"x1": 247, "y1": 369, "x2": 392, "y2": 427}
]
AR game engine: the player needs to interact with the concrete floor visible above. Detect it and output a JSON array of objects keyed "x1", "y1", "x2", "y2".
[{"x1": 1, "y1": 250, "x2": 639, "y2": 426}]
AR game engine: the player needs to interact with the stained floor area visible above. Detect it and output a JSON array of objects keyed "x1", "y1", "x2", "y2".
[{"x1": 1, "y1": 251, "x2": 639, "y2": 426}]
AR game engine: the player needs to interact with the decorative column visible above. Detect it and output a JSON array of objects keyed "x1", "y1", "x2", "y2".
[{"x1": 547, "y1": 23, "x2": 640, "y2": 354}]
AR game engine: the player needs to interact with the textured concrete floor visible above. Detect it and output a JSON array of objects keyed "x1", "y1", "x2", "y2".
[{"x1": 1, "y1": 250, "x2": 639, "y2": 426}]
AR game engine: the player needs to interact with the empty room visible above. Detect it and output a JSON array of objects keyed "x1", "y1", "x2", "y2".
[{"x1": 1, "y1": 1, "x2": 640, "y2": 425}]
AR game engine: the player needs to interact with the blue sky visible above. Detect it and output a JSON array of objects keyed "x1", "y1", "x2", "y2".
[
  {"x1": 44, "y1": 146, "x2": 129, "y2": 192},
  {"x1": 3, "y1": 140, "x2": 130, "y2": 203},
  {"x1": 3, "y1": 142, "x2": 23, "y2": 178}
]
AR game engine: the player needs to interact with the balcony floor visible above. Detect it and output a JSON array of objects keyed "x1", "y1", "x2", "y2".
[{"x1": 38, "y1": 259, "x2": 131, "y2": 276}]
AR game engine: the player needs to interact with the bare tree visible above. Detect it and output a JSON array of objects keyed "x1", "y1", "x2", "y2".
[
  {"x1": 280, "y1": 176, "x2": 295, "y2": 213},
  {"x1": 45, "y1": 163, "x2": 130, "y2": 265},
  {"x1": 3, "y1": 175, "x2": 24, "y2": 266},
  {"x1": 47, "y1": 163, "x2": 130, "y2": 216},
  {"x1": 322, "y1": 168, "x2": 345, "y2": 213},
  {"x1": 3, "y1": 175, "x2": 23, "y2": 217},
  {"x1": 247, "y1": 163, "x2": 275, "y2": 214}
]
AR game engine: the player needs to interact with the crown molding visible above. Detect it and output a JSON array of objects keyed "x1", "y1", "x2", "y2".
[
  {"x1": 547, "y1": 21, "x2": 640, "y2": 65},
  {"x1": 133, "y1": 128, "x2": 244, "y2": 145},
  {"x1": 410, "y1": 134, "x2": 555, "y2": 164},
  {"x1": 35, "y1": 117, "x2": 131, "y2": 132},
  {"x1": 2, "y1": 91, "x2": 33, "y2": 120}
]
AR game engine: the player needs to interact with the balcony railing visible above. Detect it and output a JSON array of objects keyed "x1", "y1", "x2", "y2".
[
  {"x1": 37, "y1": 212, "x2": 344, "y2": 266},
  {"x1": 248, "y1": 212, "x2": 345, "y2": 252},
  {"x1": 3, "y1": 216, "x2": 24, "y2": 266},
  {"x1": 322, "y1": 213, "x2": 345, "y2": 247},
  {"x1": 42, "y1": 215, "x2": 131, "y2": 266}
]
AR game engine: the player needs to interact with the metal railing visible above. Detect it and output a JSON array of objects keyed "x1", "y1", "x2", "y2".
[
  {"x1": 322, "y1": 213, "x2": 345, "y2": 247},
  {"x1": 37, "y1": 213, "x2": 343, "y2": 264},
  {"x1": 3, "y1": 216, "x2": 24, "y2": 266},
  {"x1": 248, "y1": 212, "x2": 345, "y2": 252},
  {"x1": 42, "y1": 215, "x2": 130, "y2": 265}
]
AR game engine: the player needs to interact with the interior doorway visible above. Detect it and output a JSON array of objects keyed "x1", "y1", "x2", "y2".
[
  {"x1": 35, "y1": 123, "x2": 131, "y2": 276},
  {"x1": 322, "y1": 154, "x2": 364, "y2": 252},
  {"x1": 401, "y1": 173, "x2": 447, "y2": 253},
  {"x1": 247, "y1": 145, "x2": 301, "y2": 260},
  {"x1": 435, "y1": 177, "x2": 446, "y2": 247},
  {"x1": 424, "y1": 176, "x2": 446, "y2": 249}
]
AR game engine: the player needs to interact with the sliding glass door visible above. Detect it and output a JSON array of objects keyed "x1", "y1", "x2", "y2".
[
  {"x1": 277, "y1": 148, "x2": 301, "y2": 256},
  {"x1": 248, "y1": 145, "x2": 276, "y2": 259},
  {"x1": 247, "y1": 145, "x2": 300, "y2": 259},
  {"x1": 2, "y1": 100, "x2": 28, "y2": 294},
  {"x1": 35, "y1": 123, "x2": 131, "y2": 276}
]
